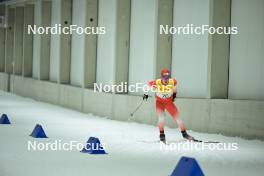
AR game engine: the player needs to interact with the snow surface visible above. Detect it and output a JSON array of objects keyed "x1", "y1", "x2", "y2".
[{"x1": 0, "y1": 91, "x2": 264, "y2": 176}]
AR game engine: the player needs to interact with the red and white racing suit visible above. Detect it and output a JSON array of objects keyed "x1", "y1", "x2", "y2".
[{"x1": 148, "y1": 78, "x2": 186, "y2": 132}]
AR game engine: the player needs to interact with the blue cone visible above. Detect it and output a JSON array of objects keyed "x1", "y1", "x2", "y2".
[
  {"x1": 0, "y1": 114, "x2": 11, "y2": 124},
  {"x1": 81, "y1": 137, "x2": 107, "y2": 154},
  {"x1": 30, "y1": 124, "x2": 48, "y2": 138},
  {"x1": 171, "y1": 156, "x2": 204, "y2": 176}
]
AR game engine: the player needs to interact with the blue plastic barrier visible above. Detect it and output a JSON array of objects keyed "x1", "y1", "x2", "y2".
[
  {"x1": 81, "y1": 137, "x2": 107, "y2": 154},
  {"x1": 171, "y1": 156, "x2": 204, "y2": 176},
  {"x1": 30, "y1": 124, "x2": 48, "y2": 138},
  {"x1": 0, "y1": 114, "x2": 11, "y2": 124}
]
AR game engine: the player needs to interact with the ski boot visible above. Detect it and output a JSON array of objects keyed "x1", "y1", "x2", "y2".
[
  {"x1": 181, "y1": 130, "x2": 194, "y2": 141},
  {"x1": 160, "y1": 131, "x2": 166, "y2": 144}
]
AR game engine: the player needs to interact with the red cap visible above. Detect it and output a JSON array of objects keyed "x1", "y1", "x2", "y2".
[{"x1": 161, "y1": 69, "x2": 170, "y2": 77}]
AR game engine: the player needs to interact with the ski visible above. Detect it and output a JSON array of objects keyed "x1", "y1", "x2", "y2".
[
  {"x1": 192, "y1": 138, "x2": 220, "y2": 143},
  {"x1": 138, "y1": 139, "x2": 220, "y2": 144}
]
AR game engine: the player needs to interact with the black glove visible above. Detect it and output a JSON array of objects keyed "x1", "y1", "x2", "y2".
[
  {"x1": 143, "y1": 94, "x2": 149, "y2": 101},
  {"x1": 172, "y1": 92, "x2": 177, "y2": 102}
]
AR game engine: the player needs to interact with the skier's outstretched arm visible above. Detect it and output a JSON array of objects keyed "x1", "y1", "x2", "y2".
[{"x1": 172, "y1": 79, "x2": 177, "y2": 102}]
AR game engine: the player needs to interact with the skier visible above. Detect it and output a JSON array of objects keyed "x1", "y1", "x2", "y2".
[{"x1": 143, "y1": 69, "x2": 194, "y2": 143}]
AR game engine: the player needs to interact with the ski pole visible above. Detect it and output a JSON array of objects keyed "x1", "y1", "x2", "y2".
[{"x1": 130, "y1": 100, "x2": 144, "y2": 117}]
